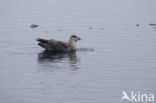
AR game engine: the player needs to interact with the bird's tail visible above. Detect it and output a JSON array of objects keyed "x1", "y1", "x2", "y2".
[{"x1": 36, "y1": 38, "x2": 49, "y2": 44}]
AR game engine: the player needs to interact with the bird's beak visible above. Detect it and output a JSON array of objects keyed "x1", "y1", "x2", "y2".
[{"x1": 78, "y1": 37, "x2": 81, "y2": 40}]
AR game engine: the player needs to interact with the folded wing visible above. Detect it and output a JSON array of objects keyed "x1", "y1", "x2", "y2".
[{"x1": 37, "y1": 38, "x2": 69, "y2": 51}]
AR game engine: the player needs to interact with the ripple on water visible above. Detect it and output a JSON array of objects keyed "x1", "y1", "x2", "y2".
[
  {"x1": 149, "y1": 23, "x2": 156, "y2": 31},
  {"x1": 76, "y1": 48, "x2": 94, "y2": 52}
]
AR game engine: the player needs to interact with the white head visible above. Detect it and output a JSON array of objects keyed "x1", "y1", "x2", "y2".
[{"x1": 69, "y1": 35, "x2": 81, "y2": 43}]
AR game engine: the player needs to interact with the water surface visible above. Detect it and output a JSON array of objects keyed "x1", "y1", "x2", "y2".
[{"x1": 0, "y1": 0, "x2": 156, "y2": 103}]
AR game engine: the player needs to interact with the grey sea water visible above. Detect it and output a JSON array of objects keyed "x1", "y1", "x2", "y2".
[{"x1": 0, "y1": 0, "x2": 156, "y2": 103}]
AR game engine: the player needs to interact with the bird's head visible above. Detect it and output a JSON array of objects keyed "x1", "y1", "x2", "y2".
[{"x1": 69, "y1": 35, "x2": 81, "y2": 43}]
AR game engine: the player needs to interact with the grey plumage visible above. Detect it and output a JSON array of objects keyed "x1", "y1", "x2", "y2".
[{"x1": 36, "y1": 35, "x2": 81, "y2": 51}]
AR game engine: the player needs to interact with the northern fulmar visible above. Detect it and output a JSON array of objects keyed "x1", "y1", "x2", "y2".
[{"x1": 37, "y1": 35, "x2": 81, "y2": 51}]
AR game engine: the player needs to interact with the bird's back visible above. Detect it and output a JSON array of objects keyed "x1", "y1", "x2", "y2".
[{"x1": 37, "y1": 38, "x2": 71, "y2": 51}]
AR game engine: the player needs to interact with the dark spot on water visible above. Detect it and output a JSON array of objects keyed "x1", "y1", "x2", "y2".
[
  {"x1": 149, "y1": 24, "x2": 156, "y2": 31},
  {"x1": 136, "y1": 35, "x2": 139, "y2": 38},
  {"x1": 89, "y1": 27, "x2": 92, "y2": 30},
  {"x1": 58, "y1": 29, "x2": 62, "y2": 31},
  {"x1": 149, "y1": 23, "x2": 156, "y2": 26},
  {"x1": 30, "y1": 24, "x2": 39, "y2": 28},
  {"x1": 136, "y1": 24, "x2": 139, "y2": 27},
  {"x1": 98, "y1": 28, "x2": 104, "y2": 30}
]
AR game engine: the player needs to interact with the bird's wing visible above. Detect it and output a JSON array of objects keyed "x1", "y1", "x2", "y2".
[
  {"x1": 52, "y1": 41, "x2": 69, "y2": 51},
  {"x1": 46, "y1": 39, "x2": 69, "y2": 51},
  {"x1": 38, "y1": 43, "x2": 51, "y2": 50},
  {"x1": 37, "y1": 38, "x2": 70, "y2": 51},
  {"x1": 57, "y1": 41, "x2": 69, "y2": 48}
]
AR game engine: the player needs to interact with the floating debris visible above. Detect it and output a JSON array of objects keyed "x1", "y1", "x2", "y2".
[
  {"x1": 149, "y1": 23, "x2": 156, "y2": 26},
  {"x1": 58, "y1": 29, "x2": 62, "y2": 31},
  {"x1": 30, "y1": 24, "x2": 39, "y2": 28},
  {"x1": 89, "y1": 27, "x2": 92, "y2": 30},
  {"x1": 98, "y1": 28, "x2": 104, "y2": 30},
  {"x1": 136, "y1": 24, "x2": 139, "y2": 27}
]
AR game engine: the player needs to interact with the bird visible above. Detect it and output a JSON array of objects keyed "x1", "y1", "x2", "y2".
[{"x1": 36, "y1": 35, "x2": 81, "y2": 51}]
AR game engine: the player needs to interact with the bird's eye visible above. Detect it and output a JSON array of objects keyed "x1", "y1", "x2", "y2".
[{"x1": 72, "y1": 35, "x2": 76, "y2": 38}]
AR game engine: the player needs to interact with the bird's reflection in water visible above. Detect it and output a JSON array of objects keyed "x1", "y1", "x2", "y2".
[{"x1": 37, "y1": 50, "x2": 79, "y2": 72}]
